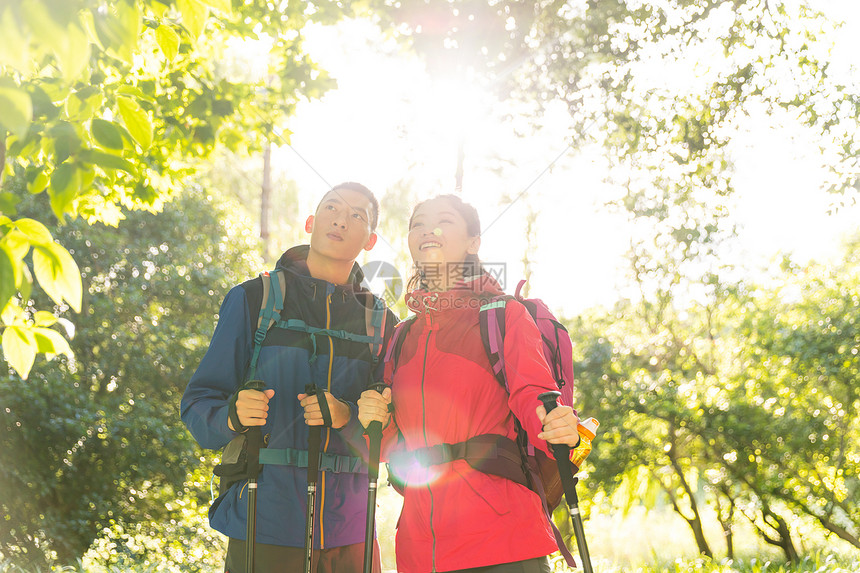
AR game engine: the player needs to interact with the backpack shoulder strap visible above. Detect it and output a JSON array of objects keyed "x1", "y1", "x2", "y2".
[
  {"x1": 383, "y1": 316, "x2": 415, "y2": 381},
  {"x1": 364, "y1": 295, "x2": 387, "y2": 365},
  {"x1": 479, "y1": 295, "x2": 512, "y2": 391},
  {"x1": 248, "y1": 269, "x2": 286, "y2": 381}
]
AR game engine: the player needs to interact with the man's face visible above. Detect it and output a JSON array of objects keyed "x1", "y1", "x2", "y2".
[{"x1": 305, "y1": 188, "x2": 378, "y2": 263}]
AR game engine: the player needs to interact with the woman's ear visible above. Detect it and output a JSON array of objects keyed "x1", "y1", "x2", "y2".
[
  {"x1": 304, "y1": 215, "x2": 314, "y2": 233},
  {"x1": 467, "y1": 236, "x2": 481, "y2": 255}
]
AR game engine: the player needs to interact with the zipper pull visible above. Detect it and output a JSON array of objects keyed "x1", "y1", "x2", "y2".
[{"x1": 424, "y1": 294, "x2": 438, "y2": 327}]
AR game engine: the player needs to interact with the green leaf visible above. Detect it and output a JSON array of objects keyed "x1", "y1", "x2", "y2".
[
  {"x1": 156, "y1": 24, "x2": 180, "y2": 61},
  {"x1": 117, "y1": 97, "x2": 153, "y2": 150},
  {"x1": 29, "y1": 169, "x2": 49, "y2": 194},
  {"x1": 0, "y1": 83, "x2": 33, "y2": 139},
  {"x1": 93, "y1": 1, "x2": 141, "y2": 63},
  {"x1": 65, "y1": 88, "x2": 104, "y2": 122},
  {"x1": 0, "y1": 9, "x2": 33, "y2": 73},
  {"x1": 1, "y1": 229, "x2": 29, "y2": 262},
  {"x1": 49, "y1": 121, "x2": 83, "y2": 163},
  {"x1": 0, "y1": 246, "x2": 14, "y2": 311},
  {"x1": 49, "y1": 163, "x2": 81, "y2": 220},
  {"x1": 53, "y1": 23, "x2": 91, "y2": 81},
  {"x1": 18, "y1": 262, "x2": 32, "y2": 303},
  {"x1": 0, "y1": 192, "x2": 20, "y2": 216},
  {"x1": 32, "y1": 245, "x2": 63, "y2": 308},
  {"x1": 83, "y1": 149, "x2": 135, "y2": 173},
  {"x1": 2, "y1": 324, "x2": 37, "y2": 379},
  {"x1": 33, "y1": 326, "x2": 73, "y2": 359},
  {"x1": 32, "y1": 242, "x2": 82, "y2": 313},
  {"x1": 116, "y1": 85, "x2": 156, "y2": 104},
  {"x1": 91, "y1": 118, "x2": 125, "y2": 150},
  {"x1": 14, "y1": 218, "x2": 53, "y2": 246},
  {"x1": 33, "y1": 311, "x2": 58, "y2": 327},
  {"x1": 52, "y1": 242, "x2": 82, "y2": 314},
  {"x1": 205, "y1": 0, "x2": 232, "y2": 14},
  {"x1": 177, "y1": 0, "x2": 209, "y2": 39},
  {"x1": 1, "y1": 300, "x2": 22, "y2": 325}
]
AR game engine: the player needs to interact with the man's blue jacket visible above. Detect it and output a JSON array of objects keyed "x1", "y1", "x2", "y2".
[{"x1": 181, "y1": 245, "x2": 395, "y2": 548}]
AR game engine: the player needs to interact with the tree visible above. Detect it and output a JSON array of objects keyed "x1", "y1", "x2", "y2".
[
  {"x1": 701, "y1": 242, "x2": 860, "y2": 554},
  {"x1": 0, "y1": 179, "x2": 261, "y2": 569},
  {"x1": 570, "y1": 236, "x2": 860, "y2": 562},
  {"x1": 0, "y1": 0, "x2": 342, "y2": 378}
]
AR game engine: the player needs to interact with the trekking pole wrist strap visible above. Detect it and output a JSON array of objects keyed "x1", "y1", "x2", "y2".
[
  {"x1": 316, "y1": 386, "x2": 334, "y2": 427},
  {"x1": 228, "y1": 390, "x2": 248, "y2": 434}
]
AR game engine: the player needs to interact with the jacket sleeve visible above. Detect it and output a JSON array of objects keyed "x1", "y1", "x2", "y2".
[
  {"x1": 501, "y1": 301, "x2": 566, "y2": 459},
  {"x1": 180, "y1": 285, "x2": 253, "y2": 450}
]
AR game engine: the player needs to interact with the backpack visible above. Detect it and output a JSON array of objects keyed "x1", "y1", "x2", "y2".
[
  {"x1": 212, "y1": 268, "x2": 387, "y2": 497},
  {"x1": 479, "y1": 279, "x2": 575, "y2": 510}
]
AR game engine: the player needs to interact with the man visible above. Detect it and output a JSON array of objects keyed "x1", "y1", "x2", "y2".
[{"x1": 182, "y1": 182, "x2": 395, "y2": 573}]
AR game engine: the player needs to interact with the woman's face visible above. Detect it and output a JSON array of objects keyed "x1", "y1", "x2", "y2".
[{"x1": 408, "y1": 198, "x2": 480, "y2": 288}]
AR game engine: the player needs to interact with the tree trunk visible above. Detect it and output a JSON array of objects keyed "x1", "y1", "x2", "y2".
[
  {"x1": 454, "y1": 137, "x2": 464, "y2": 194},
  {"x1": 816, "y1": 516, "x2": 860, "y2": 549},
  {"x1": 261, "y1": 142, "x2": 272, "y2": 261},
  {"x1": 0, "y1": 136, "x2": 6, "y2": 185},
  {"x1": 746, "y1": 501, "x2": 799, "y2": 565},
  {"x1": 519, "y1": 206, "x2": 537, "y2": 297},
  {"x1": 665, "y1": 434, "x2": 714, "y2": 558},
  {"x1": 714, "y1": 486, "x2": 736, "y2": 560}
]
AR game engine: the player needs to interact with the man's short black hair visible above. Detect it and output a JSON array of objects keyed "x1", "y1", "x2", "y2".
[{"x1": 318, "y1": 182, "x2": 379, "y2": 231}]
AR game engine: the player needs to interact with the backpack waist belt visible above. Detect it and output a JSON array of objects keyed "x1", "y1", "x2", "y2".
[
  {"x1": 388, "y1": 434, "x2": 528, "y2": 488},
  {"x1": 259, "y1": 447, "x2": 366, "y2": 474}
]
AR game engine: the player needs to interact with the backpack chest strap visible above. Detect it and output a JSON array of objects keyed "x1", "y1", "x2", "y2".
[{"x1": 259, "y1": 447, "x2": 366, "y2": 474}]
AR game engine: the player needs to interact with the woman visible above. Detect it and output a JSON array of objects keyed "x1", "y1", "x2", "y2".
[{"x1": 358, "y1": 195, "x2": 581, "y2": 573}]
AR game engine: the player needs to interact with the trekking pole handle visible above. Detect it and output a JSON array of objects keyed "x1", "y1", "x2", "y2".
[
  {"x1": 245, "y1": 379, "x2": 267, "y2": 392},
  {"x1": 366, "y1": 382, "x2": 386, "y2": 436},
  {"x1": 538, "y1": 391, "x2": 570, "y2": 459},
  {"x1": 538, "y1": 390, "x2": 561, "y2": 413}
]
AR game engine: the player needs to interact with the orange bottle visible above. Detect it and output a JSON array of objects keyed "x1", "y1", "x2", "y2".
[{"x1": 570, "y1": 417, "x2": 599, "y2": 472}]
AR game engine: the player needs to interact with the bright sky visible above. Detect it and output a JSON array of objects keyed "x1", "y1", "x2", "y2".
[{"x1": 261, "y1": 2, "x2": 859, "y2": 318}]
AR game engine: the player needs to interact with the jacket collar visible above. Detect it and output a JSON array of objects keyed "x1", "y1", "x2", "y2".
[
  {"x1": 406, "y1": 272, "x2": 504, "y2": 314},
  {"x1": 275, "y1": 245, "x2": 367, "y2": 294}
]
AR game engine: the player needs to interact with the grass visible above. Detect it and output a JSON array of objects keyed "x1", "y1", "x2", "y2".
[
  {"x1": 2, "y1": 477, "x2": 858, "y2": 572},
  {"x1": 3, "y1": 552, "x2": 859, "y2": 572}
]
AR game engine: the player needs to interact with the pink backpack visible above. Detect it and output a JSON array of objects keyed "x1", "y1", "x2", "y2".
[{"x1": 478, "y1": 279, "x2": 576, "y2": 509}]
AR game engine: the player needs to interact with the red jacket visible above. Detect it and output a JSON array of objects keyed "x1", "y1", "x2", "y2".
[{"x1": 382, "y1": 275, "x2": 561, "y2": 572}]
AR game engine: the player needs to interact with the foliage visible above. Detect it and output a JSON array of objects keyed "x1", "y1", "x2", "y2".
[
  {"x1": 0, "y1": 0, "x2": 345, "y2": 378},
  {"x1": 370, "y1": 0, "x2": 860, "y2": 304},
  {"x1": 0, "y1": 179, "x2": 260, "y2": 569},
  {"x1": 569, "y1": 235, "x2": 860, "y2": 562}
]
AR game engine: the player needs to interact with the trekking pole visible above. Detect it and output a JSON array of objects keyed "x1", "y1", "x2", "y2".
[
  {"x1": 538, "y1": 391, "x2": 594, "y2": 573},
  {"x1": 363, "y1": 382, "x2": 386, "y2": 573},
  {"x1": 303, "y1": 384, "x2": 323, "y2": 573},
  {"x1": 244, "y1": 379, "x2": 267, "y2": 573}
]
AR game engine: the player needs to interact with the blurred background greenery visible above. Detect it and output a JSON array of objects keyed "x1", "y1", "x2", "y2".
[{"x1": 2, "y1": 0, "x2": 859, "y2": 571}]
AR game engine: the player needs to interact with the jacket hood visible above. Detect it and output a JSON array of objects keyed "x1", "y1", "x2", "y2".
[
  {"x1": 406, "y1": 272, "x2": 505, "y2": 314},
  {"x1": 275, "y1": 245, "x2": 367, "y2": 291}
]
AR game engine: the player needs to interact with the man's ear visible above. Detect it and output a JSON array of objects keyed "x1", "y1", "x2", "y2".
[
  {"x1": 305, "y1": 215, "x2": 314, "y2": 234},
  {"x1": 467, "y1": 236, "x2": 481, "y2": 255},
  {"x1": 364, "y1": 232, "x2": 378, "y2": 251}
]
